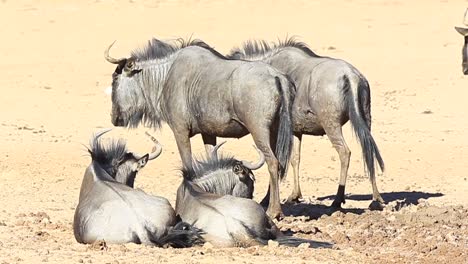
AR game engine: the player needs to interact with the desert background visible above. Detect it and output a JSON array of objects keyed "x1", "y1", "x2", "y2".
[{"x1": 0, "y1": 0, "x2": 467, "y2": 263}]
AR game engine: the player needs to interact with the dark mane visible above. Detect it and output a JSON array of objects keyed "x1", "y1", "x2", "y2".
[
  {"x1": 227, "y1": 37, "x2": 318, "y2": 59},
  {"x1": 131, "y1": 38, "x2": 229, "y2": 61},
  {"x1": 88, "y1": 132, "x2": 127, "y2": 169},
  {"x1": 181, "y1": 154, "x2": 238, "y2": 181}
]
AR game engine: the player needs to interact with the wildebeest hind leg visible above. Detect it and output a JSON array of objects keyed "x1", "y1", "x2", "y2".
[
  {"x1": 324, "y1": 125, "x2": 350, "y2": 208},
  {"x1": 250, "y1": 131, "x2": 283, "y2": 219}
]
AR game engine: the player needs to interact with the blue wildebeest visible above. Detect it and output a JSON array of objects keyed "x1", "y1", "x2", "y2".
[
  {"x1": 455, "y1": 8, "x2": 468, "y2": 74},
  {"x1": 104, "y1": 38, "x2": 294, "y2": 218},
  {"x1": 228, "y1": 38, "x2": 385, "y2": 209},
  {"x1": 175, "y1": 142, "x2": 332, "y2": 248},
  {"x1": 73, "y1": 129, "x2": 203, "y2": 247}
]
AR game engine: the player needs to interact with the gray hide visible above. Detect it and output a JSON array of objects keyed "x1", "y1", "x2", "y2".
[
  {"x1": 73, "y1": 130, "x2": 203, "y2": 247},
  {"x1": 175, "y1": 143, "x2": 332, "y2": 248},
  {"x1": 228, "y1": 38, "x2": 385, "y2": 209},
  {"x1": 105, "y1": 38, "x2": 295, "y2": 218}
]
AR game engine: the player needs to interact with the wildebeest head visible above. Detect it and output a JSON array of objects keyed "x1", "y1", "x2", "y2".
[
  {"x1": 104, "y1": 42, "x2": 145, "y2": 127},
  {"x1": 89, "y1": 129, "x2": 162, "y2": 188},
  {"x1": 185, "y1": 142, "x2": 265, "y2": 198}
]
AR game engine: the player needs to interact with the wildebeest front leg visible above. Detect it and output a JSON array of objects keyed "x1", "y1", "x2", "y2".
[
  {"x1": 286, "y1": 133, "x2": 303, "y2": 203},
  {"x1": 324, "y1": 125, "x2": 350, "y2": 208},
  {"x1": 173, "y1": 130, "x2": 194, "y2": 170},
  {"x1": 202, "y1": 134, "x2": 216, "y2": 157}
]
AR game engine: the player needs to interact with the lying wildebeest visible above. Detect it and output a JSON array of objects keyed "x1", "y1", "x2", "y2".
[
  {"x1": 176, "y1": 142, "x2": 332, "y2": 248},
  {"x1": 73, "y1": 129, "x2": 203, "y2": 247},
  {"x1": 455, "y1": 8, "x2": 468, "y2": 75},
  {"x1": 228, "y1": 38, "x2": 385, "y2": 209},
  {"x1": 104, "y1": 38, "x2": 294, "y2": 218}
]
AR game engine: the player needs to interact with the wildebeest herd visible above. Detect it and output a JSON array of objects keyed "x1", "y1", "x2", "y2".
[{"x1": 73, "y1": 37, "x2": 386, "y2": 248}]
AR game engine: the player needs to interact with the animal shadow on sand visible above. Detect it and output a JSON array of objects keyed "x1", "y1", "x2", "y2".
[
  {"x1": 281, "y1": 191, "x2": 444, "y2": 220},
  {"x1": 281, "y1": 202, "x2": 365, "y2": 220},
  {"x1": 318, "y1": 191, "x2": 444, "y2": 206}
]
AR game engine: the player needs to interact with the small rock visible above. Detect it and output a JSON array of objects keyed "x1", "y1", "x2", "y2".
[
  {"x1": 203, "y1": 242, "x2": 214, "y2": 249},
  {"x1": 267, "y1": 240, "x2": 279, "y2": 248},
  {"x1": 298, "y1": 243, "x2": 310, "y2": 249}
]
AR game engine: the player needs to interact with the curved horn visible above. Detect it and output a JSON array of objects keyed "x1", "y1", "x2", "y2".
[
  {"x1": 241, "y1": 145, "x2": 265, "y2": 170},
  {"x1": 144, "y1": 131, "x2": 162, "y2": 160},
  {"x1": 210, "y1": 141, "x2": 226, "y2": 159},
  {"x1": 94, "y1": 128, "x2": 113, "y2": 140},
  {"x1": 133, "y1": 132, "x2": 163, "y2": 160},
  {"x1": 104, "y1": 41, "x2": 125, "y2": 64}
]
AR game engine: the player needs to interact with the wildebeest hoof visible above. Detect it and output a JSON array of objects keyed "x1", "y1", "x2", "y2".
[
  {"x1": 331, "y1": 199, "x2": 345, "y2": 209},
  {"x1": 285, "y1": 194, "x2": 304, "y2": 204},
  {"x1": 369, "y1": 200, "x2": 385, "y2": 211},
  {"x1": 266, "y1": 209, "x2": 284, "y2": 220}
]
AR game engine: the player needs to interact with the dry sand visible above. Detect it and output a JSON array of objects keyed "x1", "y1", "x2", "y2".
[{"x1": 0, "y1": 0, "x2": 467, "y2": 263}]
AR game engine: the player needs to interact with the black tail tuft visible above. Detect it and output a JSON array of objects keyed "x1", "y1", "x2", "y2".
[
  {"x1": 345, "y1": 76, "x2": 385, "y2": 182},
  {"x1": 275, "y1": 76, "x2": 294, "y2": 180},
  {"x1": 150, "y1": 221, "x2": 205, "y2": 248}
]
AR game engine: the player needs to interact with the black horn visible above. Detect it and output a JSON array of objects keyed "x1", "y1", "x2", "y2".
[
  {"x1": 104, "y1": 41, "x2": 125, "y2": 64},
  {"x1": 241, "y1": 145, "x2": 265, "y2": 171}
]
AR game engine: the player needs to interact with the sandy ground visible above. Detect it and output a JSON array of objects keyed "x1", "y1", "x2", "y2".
[{"x1": 1, "y1": 0, "x2": 468, "y2": 263}]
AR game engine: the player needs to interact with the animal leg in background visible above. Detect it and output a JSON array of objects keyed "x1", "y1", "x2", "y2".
[
  {"x1": 173, "y1": 130, "x2": 194, "y2": 170},
  {"x1": 202, "y1": 134, "x2": 217, "y2": 157},
  {"x1": 323, "y1": 124, "x2": 351, "y2": 208},
  {"x1": 286, "y1": 134, "x2": 303, "y2": 203}
]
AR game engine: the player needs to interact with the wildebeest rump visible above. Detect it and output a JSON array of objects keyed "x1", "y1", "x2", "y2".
[
  {"x1": 228, "y1": 38, "x2": 385, "y2": 209},
  {"x1": 105, "y1": 38, "x2": 294, "y2": 218},
  {"x1": 175, "y1": 143, "x2": 332, "y2": 248},
  {"x1": 73, "y1": 129, "x2": 203, "y2": 247}
]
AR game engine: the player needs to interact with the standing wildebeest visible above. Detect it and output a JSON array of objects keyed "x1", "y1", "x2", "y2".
[
  {"x1": 228, "y1": 38, "x2": 385, "y2": 209},
  {"x1": 104, "y1": 38, "x2": 294, "y2": 218},
  {"x1": 73, "y1": 129, "x2": 203, "y2": 247},
  {"x1": 455, "y1": 8, "x2": 468, "y2": 75},
  {"x1": 176, "y1": 142, "x2": 332, "y2": 248}
]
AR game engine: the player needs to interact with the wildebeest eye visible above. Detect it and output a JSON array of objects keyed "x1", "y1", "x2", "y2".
[{"x1": 233, "y1": 164, "x2": 244, "y2": 174}]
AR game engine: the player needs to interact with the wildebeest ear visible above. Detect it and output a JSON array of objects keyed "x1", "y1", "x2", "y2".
[
  {"x1": 233, "y1": 164, "x2": 245, "y2": 175},
  {"x1": 137, "y1": 154, "x2": 149, "y2": 169},
  {"x1": 87, "y1": 148, "x2": 94, "y2": 159}
]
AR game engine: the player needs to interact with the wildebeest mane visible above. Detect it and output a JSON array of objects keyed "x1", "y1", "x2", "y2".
[
  {"x1": 227, "y1": 37, "x2": 318, "y2": 59},
  {"x1": 131, "y1": 38, "x2": 229, "y2": 61},
  {"x1": 181, "y1": 154, "x2": 239, "y2": 181},
  {"x1": 88, "y1": 132, "x2": 128, "y2": 169}
]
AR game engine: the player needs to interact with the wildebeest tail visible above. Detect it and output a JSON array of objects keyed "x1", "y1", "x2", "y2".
[
  {"x1": 149, "y1": 221, "x2": 205, "y2": 248},
  {"x1": 344, "y1": 75, "x2": 385, "y2": 184},
  {"x1": 273, "y1": 236, "x2": 333, "y2": 248},
  {"x1": 253, "y1": 231, "x2": 332, "y2": 248},
  {"x1": 275, "y1": 76, "x2": 294, "y2": 180}
]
